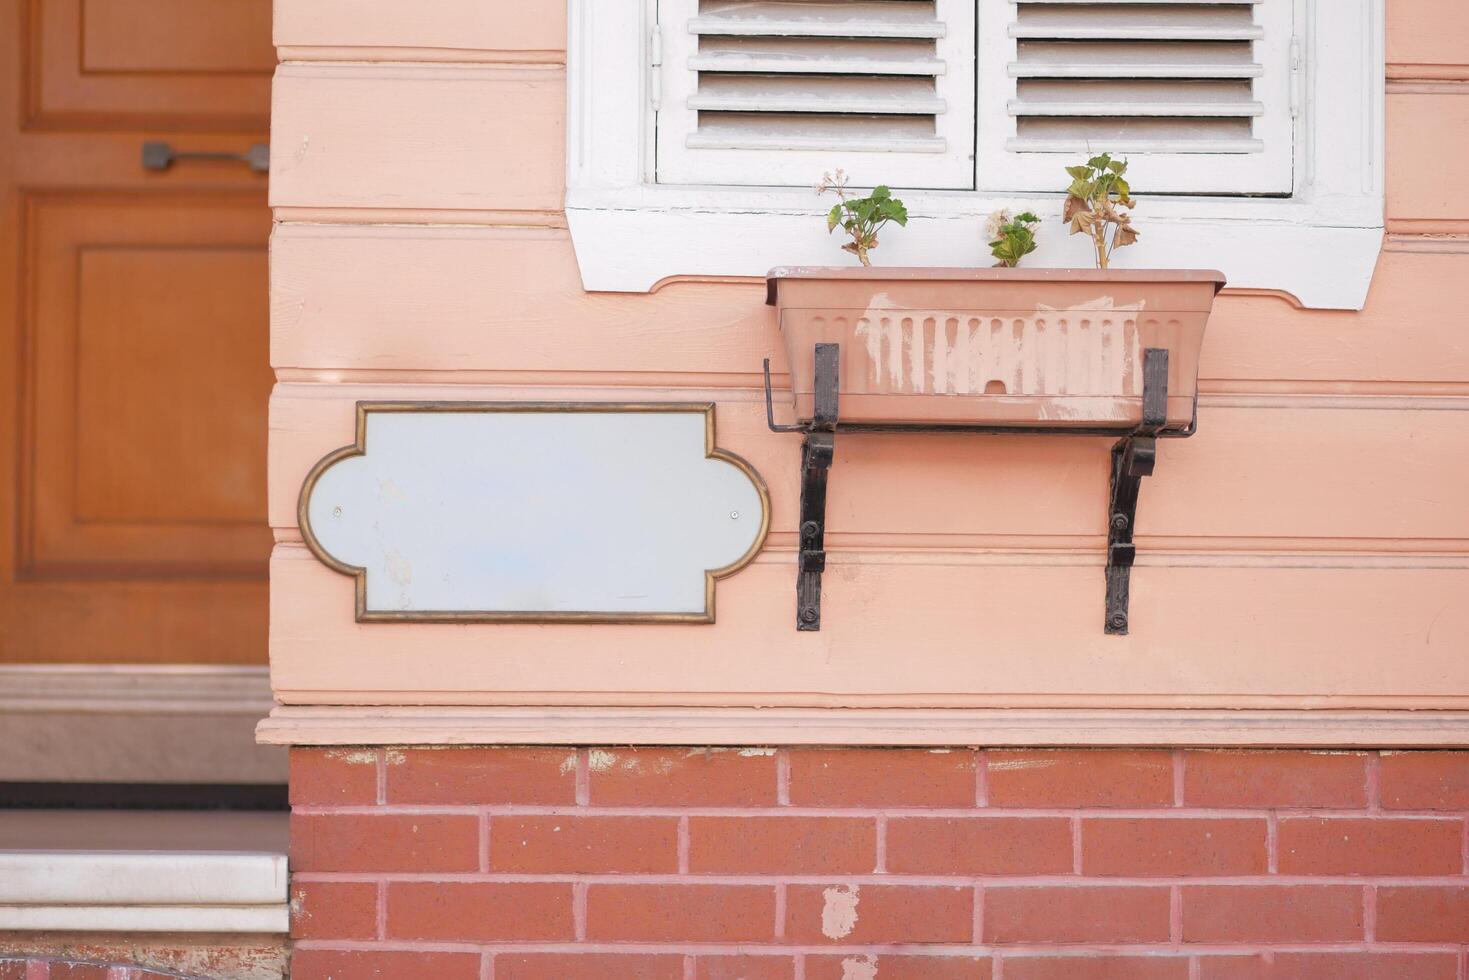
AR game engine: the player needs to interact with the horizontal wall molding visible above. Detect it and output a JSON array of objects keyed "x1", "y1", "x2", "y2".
[
  {"x1": 273, "y1": 0, "x2": 565, "y2": 58},
  {"x1": 0, "y1": 665, "x2": 274, "y2": 714},
  {"x1": 269, "y1": 368, "x2": 1469, "y2": 400},
  {"x1": 0, "y1": 666, "x2": 284, "y2": 784},
  {"x1": 1386, "y1": 69, "x2": 1469, "y2": 85},
  {"x1": 278, "y1": 48, "x2": 565, "y2": 65},
  {"x1": 258, "y1": 705, "x2": 1469, "y2": 747},
  {"x1": 1386, "y1": 227, "x2": 1469, "y2": 245},
  {"x1": 0, "y1": 823, "x2": 287, "y2": 933}
]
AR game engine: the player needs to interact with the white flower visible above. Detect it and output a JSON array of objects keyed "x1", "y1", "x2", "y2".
[{"x1": 984, "y1": 209, "x2": 1012, "y2": 241}]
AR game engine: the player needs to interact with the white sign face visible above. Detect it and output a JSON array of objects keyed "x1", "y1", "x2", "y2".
[{"x1": 300, "y1": 404, "x2": 769, "y2": 622}]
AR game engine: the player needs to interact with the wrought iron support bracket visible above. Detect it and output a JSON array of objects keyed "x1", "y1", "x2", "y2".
[
  {"x1": 765, "y1": 343, "x2": 1180, "y2": 634},
  {"x1": 795, "y1": 343, "x2": 840, "y2": 630},
  {"x1": 1104, "y1": 347, "x2": 1170, "y2": 635}
]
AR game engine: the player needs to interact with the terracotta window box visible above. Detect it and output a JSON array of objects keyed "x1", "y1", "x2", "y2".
[{"x1": 767, "y1": 267, "x2": 1226, "y2": 431}]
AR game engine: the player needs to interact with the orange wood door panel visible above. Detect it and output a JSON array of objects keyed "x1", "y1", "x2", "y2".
[
  {"x1": 1, "y1": 0, "x2": 272, "y2": 664},
  {"x1": 26, "y1": 0, "x2": 273, "y2": 130},
  {"x1": 23, "y1": 194, "x2": 273, "y2": 574}
]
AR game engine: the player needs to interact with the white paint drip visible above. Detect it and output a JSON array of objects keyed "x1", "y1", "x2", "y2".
[
  {"x1": 988, "y1": 757, "x2": 1058, "y2": 771},
  {"x1": 821, "y1": 884, "x2": 860, "y2": 939}
]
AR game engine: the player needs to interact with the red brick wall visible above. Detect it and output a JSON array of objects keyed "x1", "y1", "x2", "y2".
[{"x1": 289, "y1": 747, "x2": 1469, "y2": 979}]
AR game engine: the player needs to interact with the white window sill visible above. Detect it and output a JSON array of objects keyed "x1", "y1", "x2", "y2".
[
  {"x1": 0, "y1": 810, "x2": 288, "y2": 933},
  {"x1": 566, "y1": 185, "x2": 1384, "y2": 310}
]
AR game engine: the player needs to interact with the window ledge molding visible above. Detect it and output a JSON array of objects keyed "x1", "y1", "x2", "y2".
[
  {"x1": 567, "y1": 0, "x2": 1385, "y2": 310},
  {"x1": 259, "y1": 705, "x2": 1469, "y2": 748},
  {"x1": 567, "y1": 189, "x2": 1383, "y2": 309}
]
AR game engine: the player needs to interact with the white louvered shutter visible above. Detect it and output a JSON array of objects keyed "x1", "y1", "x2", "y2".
[
  {"x1": 976, "y1": 0, "x2": 1296, "y2": 194},
  {"x1": 655, "y1": 0, "x2": 976, "y2": 189}
]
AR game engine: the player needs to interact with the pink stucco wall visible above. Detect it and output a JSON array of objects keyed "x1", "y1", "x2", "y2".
[{"x1": 264, "y1": 0, "x2": 1469, "y2": 725}]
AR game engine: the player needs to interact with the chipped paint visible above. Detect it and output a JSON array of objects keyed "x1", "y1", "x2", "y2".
[
  {"x1": 558, "y1": 752, "x2": 581, "y2": 775},
  {"x1": 384, "y1": 549, "x2": 412, "y2": 587},
  {"x1": 821, "y1": 884, "x2": 860, "y2": 939},
  {"x1": 839, "y1": 955, "x2": 878, "y2": 980},
  {"x1": 324, "y1": 749, "x2": 377, "y2": 765},
  {"x1": 988, "y1": 757, "x2": 1058, "y2": 772},
  {"x1": 385, "y1": 749, "x2": 407, "y2": 765},
  {"x1": 737, "y1": 748, "x2": 778, "y2": 757},
  {"x1": 587, "y1": 749, "x2": 617, "y2": 772},
  {"x1": 377, "y1": 477, "x2": 406, "y2": 502}
]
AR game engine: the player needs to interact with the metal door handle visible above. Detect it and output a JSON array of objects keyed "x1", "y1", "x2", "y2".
[{"x1": 142, "y1": 141, "x2": 269, "y2": 174}]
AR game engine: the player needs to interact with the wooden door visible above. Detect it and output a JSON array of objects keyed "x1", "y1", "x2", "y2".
[{"x1": 0, "y1": 0, "x2": 274, "y2": 664}]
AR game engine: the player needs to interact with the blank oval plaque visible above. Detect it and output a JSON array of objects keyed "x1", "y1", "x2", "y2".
[{"x1": 299, "y1": 402, "x2": 769, "y2": 623}]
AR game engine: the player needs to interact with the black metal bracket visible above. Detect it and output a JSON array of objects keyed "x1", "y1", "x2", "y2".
[
  {"x1": 763, "y1": 343, "x2": 1182, "y2": 635},
  {"x1": 1104, "y1": 348, "x2": 1169, "y2": 635},
  {"x1": 795, "y1": 343, "x2": 840, "y2": 630}
]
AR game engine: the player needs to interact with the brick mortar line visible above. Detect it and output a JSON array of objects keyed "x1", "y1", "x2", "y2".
[
  {"x1": 294, "y1": 804, "x2": 1469, "y2": 819},
  {"x1": 874, "y1": 815, "x2": 888, "y2": 873},
  {"x1": 575, "y1": 749, "x2": 590, "y2": 806},
  {"x1": 313, "y1": 873, "x2": 1469, "y2": 886},
  {"x1": 1267, "y1": 812, "x2": 1279, "y2": 873},
  {"x1": 376, "y1": 879, "x2": 388, "y2": 940},
  {"x1": 289, "y1": 939, "x2": 1467, "y2": 955},
  {"x1": 479, "y1": 813, "x2": 491, "y2": 873},
  {"x1": 572, "y1": 881, "x2": 588, "y2": 941}
]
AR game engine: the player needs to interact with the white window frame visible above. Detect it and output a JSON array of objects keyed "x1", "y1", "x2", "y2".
[{"x1": 566, "y1": 0, "x2": 1384, "y2": 310}]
